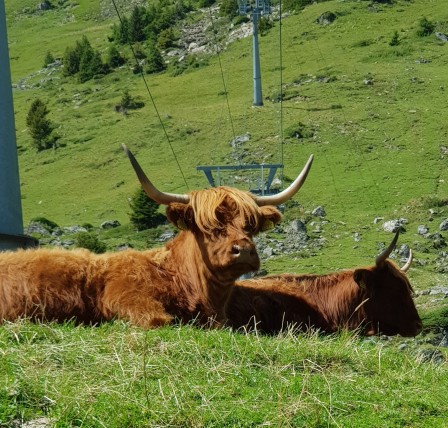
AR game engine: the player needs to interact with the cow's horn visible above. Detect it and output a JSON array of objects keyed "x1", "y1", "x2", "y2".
[
  {"x1": 400, "y1": 249, "x2": 413, "y2": 273},
  {"x1": 375, "y1": 230, "x2": 400, "y2": 266},
  {"x1": 254, "y1": 155, "x2": 314, "y2": 207},
  {"x1": 122, "y1": 144, "x2": 190, "y2": 205}
]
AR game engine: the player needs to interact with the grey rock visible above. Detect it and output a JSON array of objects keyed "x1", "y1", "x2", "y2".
[
  {"x1": 312, "y1": 206, "x2": 326, "y2": 217},
  {"x1": 435, "y1": 32, "x2": 448, "y2": 42},
  {"x1": 63, "y1": 226, "x2": 88, "y2": 234},
  {"x1": 418, "y1": 225, "x2": 429, "y2": 235},
  {"x1": 382, "y1": 218, "x2": 407, "y2": 233},
  {"x1": 262, "y1": 246, "x2": 274, "y2": 257},
  {"x1": 100, "y1": 220, "x2": 121, "y2": 229},
  {"x1": 285, "y1": 219, "x2": 307, "y2": 234},
  {"x1": 439, "y1": 219, "x2": 448, "y2": 231},
  {"x1": 416, "y1": 349, "x2": 445, "y2": 364},
  {"x1": 316, "y1": 11, "x2": 337, "y2": 26},
  {"x1": 24, "y1": 222, "x2": 50, "y2": 236},
  {"x1": 397, "y1": 244, "x2": 411, "y2": 258},
  {"x1": 157, "y1": 231, "x2": 176, "y2": 242}
]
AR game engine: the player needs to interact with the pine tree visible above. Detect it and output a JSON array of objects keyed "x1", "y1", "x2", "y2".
[
  {"x1": 129, "y1": 6, "x2": 147, "y2": 43},
  {"x1": 43, "y1": 51, "x2": 55, "y2": 67},
  {"x1": 63, "y1": 46, "x2": 80, "y2": 76},
  {"x1": 146, "y1": 42, "x2": 166, "y2": 74},
  {"x1": 129, "y1": 188, "x2": 165, "y2": 231},
  {"x1": 26, "y1": 99, "x2": 53, "y2": 151},
  {"x1": 112, "y1": 16, "x2": 130, "y2": 44},
  {"x1": 107, "y1": 45, "x2": 125, "y2": 68},
  {"x1": 79, "y1": 49, "x2": 106, "y2": 82}
]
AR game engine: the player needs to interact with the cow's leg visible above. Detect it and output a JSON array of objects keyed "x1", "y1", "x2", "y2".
[
  {"x1": 118, "y1": 300, "x2": 173, "y2": 328},
  {"x1": 100, "y1": 289, "x2": 173, "y2": 328}
]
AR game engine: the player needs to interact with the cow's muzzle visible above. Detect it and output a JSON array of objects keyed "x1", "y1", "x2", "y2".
[{"x1": 231, "y1": 243, "x2": 260, "y2": 269}]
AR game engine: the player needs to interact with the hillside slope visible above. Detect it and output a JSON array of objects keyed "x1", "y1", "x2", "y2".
[{"x1": 5, "y1": 0, "x2": 448, "y2": 283}]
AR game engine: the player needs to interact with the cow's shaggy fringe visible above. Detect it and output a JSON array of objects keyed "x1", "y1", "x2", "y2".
[{"x1": 189, "y1": 186, "x2": 265, "y2": 234}]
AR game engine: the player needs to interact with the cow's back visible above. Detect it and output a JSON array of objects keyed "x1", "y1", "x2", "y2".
[{"x1": 0, "y1": 248, "x2": 99, "y2": 323}]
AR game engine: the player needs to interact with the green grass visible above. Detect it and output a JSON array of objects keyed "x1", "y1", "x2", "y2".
[
  {"x1": 3, "y1": 1, "x2": 448, "y2": 425},
  {"x1": 1, "y1": 321, "x2": 447, "y2": 428}
]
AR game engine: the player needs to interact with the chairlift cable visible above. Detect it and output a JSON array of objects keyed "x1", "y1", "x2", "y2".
[
  {"x1": 278, "y1": 0, "x2": 284, "y2": 185},
  {"x1": 111, "y1": 0, "x2": 189, "y2": 191}
]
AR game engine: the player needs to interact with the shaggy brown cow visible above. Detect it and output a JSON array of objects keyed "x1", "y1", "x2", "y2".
[
  {"x1": 229, "y1": 232, "x2": 422, "y2": 336},
  {"x1": 0, "y1": 145, "x2": 313, "y2": 328}
]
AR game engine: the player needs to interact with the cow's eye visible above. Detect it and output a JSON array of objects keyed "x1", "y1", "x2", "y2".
[
  {"x1": 244, "y1": 225, "x2": 255, "y2": 235},
  {"x1": 212, "y1": 228, "x2": 226, "y2": 238}
]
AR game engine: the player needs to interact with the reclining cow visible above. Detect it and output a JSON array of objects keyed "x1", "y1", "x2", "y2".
[
  {"x1": 0, "y1": 145, "x2": 313, "y2": 328},
  {"x1": 228, "y1": 232, "x2": 422, "y2": 336}
]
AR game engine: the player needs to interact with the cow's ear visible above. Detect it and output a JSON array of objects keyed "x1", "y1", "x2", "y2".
[
  {"x1": 354, "y1": 269, "x2": 371, "y2": 290},
  {"x1": 259, "y1": 206, "x2": 282, "y2": 231},
  {"x1": 166, "y1": 203, "x2": 195, "y2": 231}
]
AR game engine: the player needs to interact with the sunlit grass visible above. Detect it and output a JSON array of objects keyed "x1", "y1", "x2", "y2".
[{"x1": 1, "y1": 321, "x2": 447, "y2": 427}]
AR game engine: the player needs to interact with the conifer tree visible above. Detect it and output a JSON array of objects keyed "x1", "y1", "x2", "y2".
[
  {"x1": 129, "y1": 6, "x2": 147, "y2": 43},
  {"x1": 26, "y1": 99, "x2": 53, "y2": 151},
  {"x1": 129, "y1": 188, "x2": 164, "y2": 231}
]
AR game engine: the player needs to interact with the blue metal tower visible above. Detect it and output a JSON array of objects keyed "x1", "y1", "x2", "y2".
[
  {"x1": 0, "y1": 0, "x2": 37, "y2": 250},
  {"x1": 238, "y1": 0, "x2": 271, "y2": 106}
]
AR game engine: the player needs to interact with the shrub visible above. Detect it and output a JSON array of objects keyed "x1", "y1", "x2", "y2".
[
  {"x1": 129, "y1": 188, "x2": 165, "y2": 231},
  {"x1": 420, "y1": 307, "x2": 448, "y2": 333},
  {"x1": 120, "y1": 90, "x2": 144, "y2": 110},
  {"x1": 30, "y1": 216, "x2": 59, "y2": 232},
  {"x1": 232, "y1": 15, "x2": 250, "y2": 25},
  {"x1": 157, "y1": 28, "x2": 177, "y2": 50},
  {"x1": 258, "y1": 17, "x2": 274, "y2": 36},
  {"x1": 197, "y1": 0, "x2": 215, "y2": 7},
  {"x1": 132, "y1": 42, "x2": 147, "y2": 60},
  {"x1": 282, "y1": 0, "x2": 312, "y2": 13},
  {"x1": 220, "y1": 0, "x2": 238, "y2": 19},
  {"x1": 107, "y1": 45, "x2": 126, "y2": 68},
  {"x1": 43, "y1": 51, "x2": 55, "y2": 67},
  {"x1": 284, "y1": 122, "x2": 314, "y2": 139},
  {"x1": 146, "y1": 43, "x2": 166, "y2": 74},
  {"x1": 63, "y1": 36, "x2": 108, "y2": 82},
  {"x1": 389, "y1": 30, "x2": 400, "y2": 46},
  {"x1": 417, "y1": 16, "x2": 435, "y2": 37},
  {"x1": 75, "y1": 232, "x2": 107, "y2": 254}
]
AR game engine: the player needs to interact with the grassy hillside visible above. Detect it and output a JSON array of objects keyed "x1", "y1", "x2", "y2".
[
  {"x1": 6, "y1": 0, "x2": 447, "y2": 221},
  {"x1": 5, "y1": 0, "x2": 448, "y2": 277}
]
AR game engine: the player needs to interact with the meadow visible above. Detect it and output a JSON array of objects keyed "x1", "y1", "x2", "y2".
[{"x1": 2, "y1": 0, "x2": 448, "y2": 426}]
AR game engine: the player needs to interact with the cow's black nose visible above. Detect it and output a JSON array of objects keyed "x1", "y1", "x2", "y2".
[{"x1": 232, "y1": 244, "x2": 257, "y2": 261}]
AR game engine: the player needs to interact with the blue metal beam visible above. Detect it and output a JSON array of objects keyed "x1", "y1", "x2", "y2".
[{"x1": 0, "y1": 0, "x2": 37, "y2": 250}]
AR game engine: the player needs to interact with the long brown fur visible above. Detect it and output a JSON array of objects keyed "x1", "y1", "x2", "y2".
[
  {"x1": 0, "y1": 187, "x2": 282, "y2": 328},
  {"x1": 230, "y1": 259, "x2": 422, "y2": 337}
]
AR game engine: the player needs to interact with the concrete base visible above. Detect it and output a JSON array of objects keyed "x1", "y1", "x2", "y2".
[{"x1": 0, "y1": 233, "x2": 39, "y2": 251}]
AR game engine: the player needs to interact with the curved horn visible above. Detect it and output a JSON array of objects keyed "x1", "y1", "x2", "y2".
[
  {"x1": 375, "y1": 230, "x2": 400, "y2": 266},
  {"x1": 254, "y1": 154, "x2": 314, "y2": 207},
  {"x1": 400, "y1": 249, "x2": 413, "y2": 273},
  {"x1": 122, "y1": 144, "x2": 190, "y2": 205}
]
